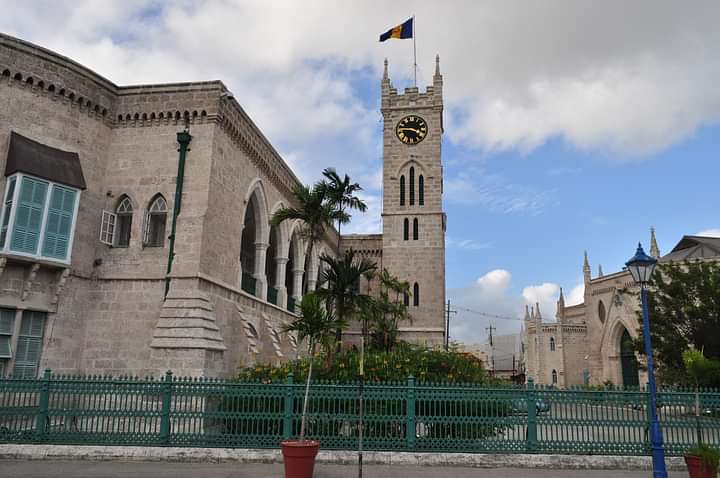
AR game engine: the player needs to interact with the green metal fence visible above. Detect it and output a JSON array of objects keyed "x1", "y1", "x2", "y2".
[{"x1": 1, "y1": 371, "x2": 718, "y2": 455}]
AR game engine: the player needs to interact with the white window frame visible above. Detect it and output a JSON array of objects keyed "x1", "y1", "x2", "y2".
[
  {"x1": 0, "y1": 173, "x2": 81, "y2": 265},
  {"x1": 99, "y1": 210, "x2": 117, "y2": 246},
  {"x1": 143, "y1": 195, "x2": 168, "y2": 248}
]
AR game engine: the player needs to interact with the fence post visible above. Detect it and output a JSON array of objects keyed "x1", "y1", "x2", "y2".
[
  {"x1": 160, "y1": 370, "x2": 173, "y2": 445},
  {"x1": 35, "y1": 369, "x2": 51, "y2": 441},
  {"x1": 406, "y1": 376, "x2": 416, "y2": 450},
  {"x1": 283, "y1": 373, "x2": 294, "y2": 440},
  {"x1": 526, "y1": 378, "x2": 537, "y2": 453}
]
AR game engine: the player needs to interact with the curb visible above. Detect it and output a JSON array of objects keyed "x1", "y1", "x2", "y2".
[{"x1": 0, "y1": 445, "x2": 687, "y2": 471}]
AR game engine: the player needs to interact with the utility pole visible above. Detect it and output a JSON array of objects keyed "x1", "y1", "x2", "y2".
[
  {"x1": 444, "y1": 300, "x2": 456, "y2": 351},
  {"x1": 486, "y1": 323, "x2": 496, "y2": 376}
]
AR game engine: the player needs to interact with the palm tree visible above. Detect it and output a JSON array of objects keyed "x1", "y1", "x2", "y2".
[
  {"x1": 282, "y1": 292, "x2": 343, "y2": 442},
  {"x1": 370, "y1": 269, "x2": 412, "y2": 352},
  {"x1": 315, "y1": 248, "x2": 377, "y2": 350},
  {"x1": 271, "y1": 184, "x2": 349, "y2": 295},
  {"x1": 318, "y1": 168, "x2": 367, "y2": 238}
]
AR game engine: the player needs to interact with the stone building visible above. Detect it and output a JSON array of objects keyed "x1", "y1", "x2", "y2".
[
  {"x1": 524, "y1": 230, "x2": 720, "y2": 387},
  {"x1": 0, "y1": 34, "x2": 446, "y2": 378}
]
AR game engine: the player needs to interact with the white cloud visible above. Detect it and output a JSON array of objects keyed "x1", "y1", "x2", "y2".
[
  {"x1": 566, "y1": 283, "x2": 585, "y2": 307},
  {"x1": 2, "y1": 1, "x2": 719, "y2": 175},
  {"x1": 343, "y1": 192, "x2": 382, "y2": 235},
  {"x1": 522, "y1": 283, "x2": 560, "y2": 319},
  {"x1": 449, "y1": 270, "x2": 564, "y2": 344},
  {"x1": 697, "y1": 229, "x2": 720, "y2": 238}
]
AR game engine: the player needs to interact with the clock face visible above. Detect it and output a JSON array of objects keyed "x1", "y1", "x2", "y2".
[{"x1": 395, "y1": 115, "x2": 428, "y2": 145}]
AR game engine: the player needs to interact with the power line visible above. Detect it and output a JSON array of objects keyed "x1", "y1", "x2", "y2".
[{"x1": 455, "y1": 306, "x2": 523, "y2": 322}]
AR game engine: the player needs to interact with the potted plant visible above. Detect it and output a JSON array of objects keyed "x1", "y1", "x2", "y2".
[
  {"x1": 682, "y1": 347, "x2": 720, "y2": 478},
  {"x1": 281, "y1": 292, "x2": 344, "y2": 478},
  {"x1": 684, "y1": 444, "x2": 720, "y2": 478}
]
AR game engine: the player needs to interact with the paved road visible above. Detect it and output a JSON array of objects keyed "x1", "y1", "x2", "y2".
[{"x1": 0, "y1": 461, "x2": 687, "y2": 478}]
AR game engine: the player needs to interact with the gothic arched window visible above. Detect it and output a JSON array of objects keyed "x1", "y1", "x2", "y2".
[
  {"x1": 400, "y1": 175, "x2": 406, "y2": 206},
  {"x1": 419, "y1": 175, "x2": 424, "y2": 206},
  {"x1": 403, "y1": 218, "x2": 409, "y2": 241},
  {"x1": 412, "y1": 218, "x2": 418, "y2": 240},
  {"x1": 409, "y1": 167, "x2": 415, "y2": 205},
  {"x1": 413, "y1": 282, "x2": 419, "y2": 306},
  {"x1": 403, "y1": 292, "x2": 410, "y2": 307},
  {"x1": 115, "y1": 196, "x2": 133, "y2": 247},
  {"x1": 550, "y1": 337, "x2": 556, "y2": 351},
  {"x1": 552, "y1": 369, "x2": 558, "y2": 384},
  {"x1": 144, "y1": 195, "x2": 168, "y2": 247}
]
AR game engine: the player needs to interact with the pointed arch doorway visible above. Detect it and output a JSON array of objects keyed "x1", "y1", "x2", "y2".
[{"x1": 620, "y1": 328, "x2": 640, "y2": 387}]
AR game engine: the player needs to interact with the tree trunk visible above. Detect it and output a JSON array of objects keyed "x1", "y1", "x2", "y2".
[
  {"x1": 300, "y1": 343, "x2": 316, "y2": 442},
  {"x1": 303, "y1": 237, "x2": 315, "y2": 295}
]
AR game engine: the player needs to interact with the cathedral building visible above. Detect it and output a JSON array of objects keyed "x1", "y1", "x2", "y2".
[
  {"x1": 0, "y1": 34, "x2": 446, "y2": 378},
  {"x1": 524, "y1": 230, "x2": 720, "y2": 387}
]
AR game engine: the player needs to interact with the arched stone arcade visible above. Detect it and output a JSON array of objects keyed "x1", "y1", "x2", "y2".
[
  {"x1": 236, "y1": 180, "x2": 331, "y2": 312},
  {"x1": 239, "y1": 182, "x2": 270, "y2": 299}
]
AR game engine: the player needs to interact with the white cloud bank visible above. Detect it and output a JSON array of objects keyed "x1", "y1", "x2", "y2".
[
  {"x1": 697, "y1": 229, "x2": 720, "y2": 238},
  {"x1": 448, "y1": 269, "x2": 585, "y2": 345},
  {"x1": 4, "y1": 1, "x2": 720, "y2": 161}
]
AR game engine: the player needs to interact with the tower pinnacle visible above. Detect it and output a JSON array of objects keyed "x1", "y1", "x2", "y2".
[
  {"x1": 650, "y1": 227, "x2": 660, "y2": 258},
  {"x1": 383, "y1": 58, "x2": 389, "y2": 81},
  {"x1": 435, "y1": 54, "x2": 441, "y2": 77},
  {"x1": 556, "y1": 287, "x2": 565, "y2": 320},
  {"x1": 583, "y1": 250, "x2": 591, "y2": 284}
]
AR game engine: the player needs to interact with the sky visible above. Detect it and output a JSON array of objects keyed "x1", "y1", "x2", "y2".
[{"x1": 3, "y1": 1, "x2": 720, "y2": 345}]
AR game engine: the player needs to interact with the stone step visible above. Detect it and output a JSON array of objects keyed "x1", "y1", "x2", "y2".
[
  {"x1": 154, "y1": 317, "x2": 220, "y2": 331},
  {"x1": 149, "y1": 338, "x2": 226, "y2": 351}
]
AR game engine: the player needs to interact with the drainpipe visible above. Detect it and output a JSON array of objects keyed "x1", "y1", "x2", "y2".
[{"x1": 165, "y1": 128, "x2": 193, "y2": 297}]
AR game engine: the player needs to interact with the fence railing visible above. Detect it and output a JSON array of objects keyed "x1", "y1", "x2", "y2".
[{"x1": 1, "y1": 370, "x2": 718, "y2": 455}]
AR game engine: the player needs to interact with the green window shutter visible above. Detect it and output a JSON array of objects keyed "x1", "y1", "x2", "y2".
[
  {"x1": 41, "y1": 185, "x2": 77, "y2": 260},
  {"x1": 13, "y1": 311, "x2": 46, "y2": 378},
  {"x1": 0, "y1": 337, "x2": 11, "y2": 359},
  {"x1": 10, "y1": 177, "x2": 48, "y2": 254},
  {"x1": 0, "y1": 308, "x2": 14, "y2": 334},
  {"x1": 0, "y1": 308, "x2": 14, "y2": 358}
]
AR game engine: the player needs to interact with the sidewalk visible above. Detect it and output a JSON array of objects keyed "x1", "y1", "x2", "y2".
[{"x1": 0, "y1": 461, "x2": 688, "y2": 478}]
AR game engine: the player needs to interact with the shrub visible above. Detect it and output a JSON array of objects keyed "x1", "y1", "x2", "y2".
[{"x1": 236, "y1": 343, "x2": 492, "y2": 384}]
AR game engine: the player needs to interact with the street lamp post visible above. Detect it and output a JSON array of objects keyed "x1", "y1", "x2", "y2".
[{"x1": 625, "y1": 243, "x2": 667, "y2": 478}]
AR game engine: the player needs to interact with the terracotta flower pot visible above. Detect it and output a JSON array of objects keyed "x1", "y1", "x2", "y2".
[
  {"x1": 685, "y1": 454, "x2": 719, "y2": 478},
  {"x1": 281, "y1": 439, "x2": 320, "y2": 478}
]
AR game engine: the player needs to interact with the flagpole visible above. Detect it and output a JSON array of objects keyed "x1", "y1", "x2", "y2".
[{"x1": 413, "y1": 14, "x2": 417, "y2": 87}]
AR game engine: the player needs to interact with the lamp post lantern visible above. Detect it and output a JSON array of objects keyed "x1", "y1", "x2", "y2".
[{"x1": 625, "y1": 242, "x2": 667, "y2": 478}]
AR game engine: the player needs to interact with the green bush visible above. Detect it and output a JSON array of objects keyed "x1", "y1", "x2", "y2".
[{"x1": 236, "y1": 343, "x2": 492, "y2": 384}]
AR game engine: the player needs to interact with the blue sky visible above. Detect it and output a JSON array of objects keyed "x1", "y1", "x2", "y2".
[{"x1": 3, "y1": 1, "x2": 719, "y2": 343}]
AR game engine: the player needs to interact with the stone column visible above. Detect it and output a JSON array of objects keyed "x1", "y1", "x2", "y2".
[
  {"x1": 292, "y1": 268, "x2": 304, "y2": 301},
  {"x1": 253, "y1": 242, "x2": 268, "y2": 300},
  {"x1": 237, "y1": 224, "x2": 245, "y2": 282},
  {"x1": 307, "y1": 261, "x2": 318, "y2": 292},
  {"x1": 275, "y1": 257, "x2": 288, "y2": 308}
]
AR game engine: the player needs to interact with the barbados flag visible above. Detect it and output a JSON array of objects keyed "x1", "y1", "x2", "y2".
[{"x1": 379, "y1": 17, "x2": 413, "y2": 42}]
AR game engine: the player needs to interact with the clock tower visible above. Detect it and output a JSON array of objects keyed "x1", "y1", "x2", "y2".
[{"x1": 381, "y1": 57, "x2": 446, "y2": 346}]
